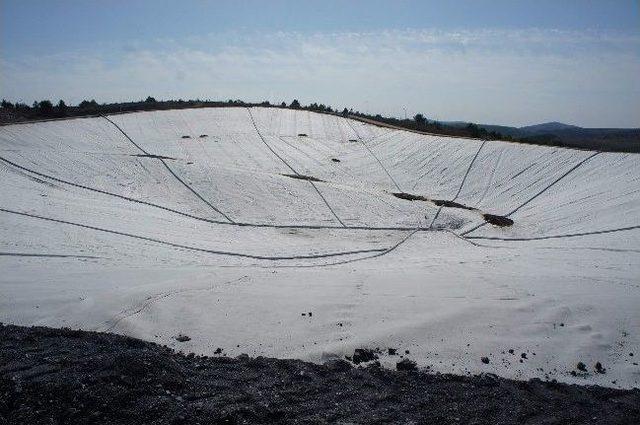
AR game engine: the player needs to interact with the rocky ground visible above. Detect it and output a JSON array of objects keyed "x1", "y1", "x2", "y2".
[{"x1": 1, "y1": 324, "x2": 639, "y2": 424}]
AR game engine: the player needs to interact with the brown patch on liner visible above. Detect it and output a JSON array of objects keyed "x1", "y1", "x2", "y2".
[
  {"x1": 392, "y1": 192, "x2": 478, "y2": 211},
  {"x1": 432, "y1": 199, "x2": 477, "y2": 211},
  {"x1": 181, "y1": 135, "x2": 191, "y2": 139},
  {"x1": 298, "y1": 133, "x2": 308, "y2": 137},
  {"x1": 348, "y1": 139, "x2": 359, "y2": 142},
  {"x1": 483, "y1": 214, "x2": 514, "y2": 227},
  {"x1": 331, "y1": 158, "x2": 341, "y2": 163},
  {"x1": 392, "y1": 192, "x2": 429, "y2": 202},
  {"x1": 132, "y1": 154, "x2": 177, "y2": 160},
  {"x1": 282, "y1": 173, "x2": 325, "y2": 183},
  {"x1": 199, "y1": 134, "x2": 208, "y2": 138}
]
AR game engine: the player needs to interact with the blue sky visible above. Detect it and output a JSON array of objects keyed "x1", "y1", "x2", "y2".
[{"x1": 2, "y1": 0, "x2": 639, "y2": 127}]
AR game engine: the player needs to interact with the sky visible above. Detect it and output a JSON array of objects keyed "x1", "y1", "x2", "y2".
[{"x1": 1, "y1": 0, "x2": 639, "y2": 127}]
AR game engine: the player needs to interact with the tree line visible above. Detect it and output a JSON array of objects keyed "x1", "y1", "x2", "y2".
[{"x1": 0, "y1": 96, "x2": 510, "y2": 141}]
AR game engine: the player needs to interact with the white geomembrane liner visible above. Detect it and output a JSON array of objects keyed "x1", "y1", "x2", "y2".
[{"x1": 1, "y1": 107, "x2": 638, "y2": 388}]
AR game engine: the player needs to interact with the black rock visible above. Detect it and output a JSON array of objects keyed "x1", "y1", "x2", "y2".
[
  {"x1": 396, "y1": 358, "x2": 417, "y2": 371},
  {"x1": 351, "y1": 348, "x2": 378, "y2": 365},
  {"x1": 481, "y1": 357, "x2": 490, "y2": 364}
]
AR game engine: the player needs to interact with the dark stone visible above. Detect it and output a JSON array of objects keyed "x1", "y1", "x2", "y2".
[
  {"x1": 351, "y1": 348, "x2": 378, "y2": 365},
  {"x1": 396, "y1": 358, "x2": 417, "y2": 371}
]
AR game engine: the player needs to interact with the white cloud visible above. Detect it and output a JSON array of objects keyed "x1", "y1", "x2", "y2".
[{"x1": 1, "y1": 28, "x2": 638, "y2": 127}]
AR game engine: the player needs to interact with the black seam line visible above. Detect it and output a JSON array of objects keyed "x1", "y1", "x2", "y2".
[
  {"x1": 429, "y1": 140, "x2": 486, "y2": 229},
  {"x1": 0, "y1": 208, "x2": 390, "y2": 260},
  {"x1": 427, "y1": 207, "x2": 444, "y2": 230},
  {"x1": 100, "y1": 114, "x2": 150, "y2": 154},
  {"x1": 466, "y1": 225, "x2": 640, "y2": 241},
  {"x1": 0, "y1": 252, "x2": 100, "y2": 258},
  {"x1": 452, "y1": 140, "x2": 487, "y2": 202},
  {"x1": 461, "y1": 151, "x2": 601, "y2": 236},
  {"x1": 346, "y1": 119, "x2": 402, "y2": 192},
  {"x1": 100, "y1": 114, "x2": 235, "y2": 223},
  {"x1": 0, "y1": 155, "x2": 427, "y2": 232},
  {"x1": 266, "y1": 228, "x2": 421, "y2": 268},
  {"x1": 246, "y1": 108, "x2": 347, "y2": 228}
]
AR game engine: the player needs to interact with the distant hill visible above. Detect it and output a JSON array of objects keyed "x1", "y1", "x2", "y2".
[
  {"x1": 519, "y1": 122, "x2": 581, "y2": 135},
  {"x1": 445, "y1": 121, "x2": 640, "y2": 152}
]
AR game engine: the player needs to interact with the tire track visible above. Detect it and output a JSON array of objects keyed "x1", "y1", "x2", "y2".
[
  {"x1": 0, "y1": 207, "x2": 388, "y2": 261},
  {"x1": 104, "y1": 275, "x2": 250, "y2": 331},
  {"x1": 100, "y1": 114, "x2": 234, "y2": 223}
]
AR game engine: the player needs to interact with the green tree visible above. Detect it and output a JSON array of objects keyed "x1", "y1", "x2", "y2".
[
  {"x1": 290, "y1": 99, "x2": 301, "y2": 109},
  {"x1": 57, "y1": 100, "x2": 68, "y2": 117},
  {"x1": 1, "y1": 99, "x2": 14, "y2": 109},
  {"x1": 38, "y1": 100, "x2": 54, "y2": 117}
]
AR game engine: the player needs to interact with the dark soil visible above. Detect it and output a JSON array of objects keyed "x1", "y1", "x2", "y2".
[
  {"x1": 281, "y1": 173, "x2": 325, "y2": 183},
  {"x1": 483, "y1": 213, "x2": 514, "y2": 227},
  {"x1": 1, "y1": 324, "x2": 639, "y2": 424},
  {"x1": 346, "y1": 348, "x2": 379, "y2": 365},
  {"x1": 395, "y1": 358, "x2": 417, "y2": 371}
]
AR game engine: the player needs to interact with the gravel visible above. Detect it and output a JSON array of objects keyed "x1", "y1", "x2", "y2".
[{"x1": 1, "y1": 324, "x2": 639, "y2": 424}]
